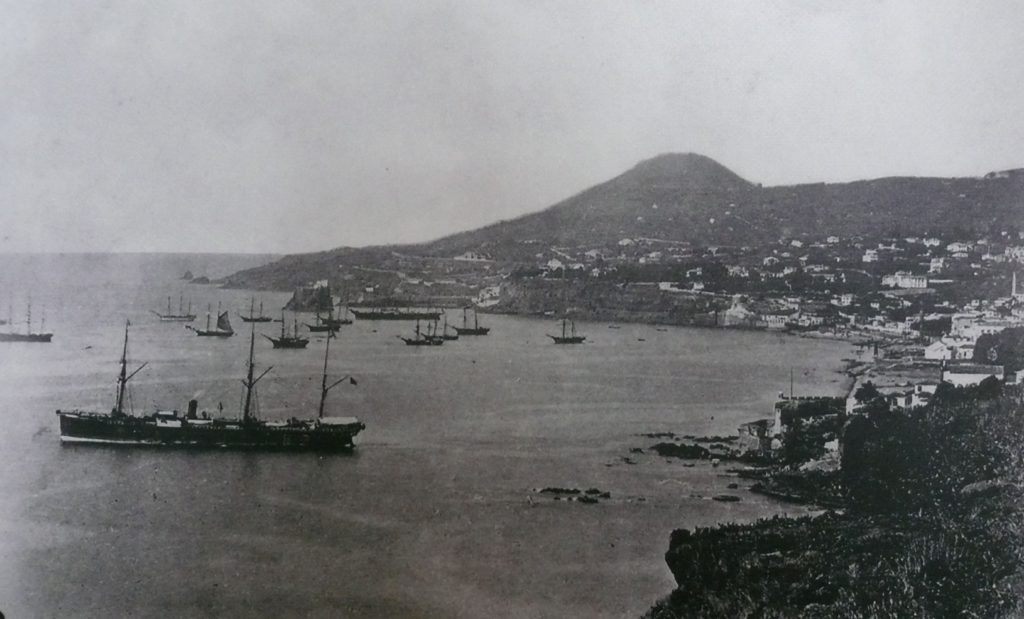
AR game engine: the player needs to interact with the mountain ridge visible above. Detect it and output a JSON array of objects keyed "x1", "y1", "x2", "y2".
[{"x1": 222, "y1": 153, "x2": 1024, "y2": 289}]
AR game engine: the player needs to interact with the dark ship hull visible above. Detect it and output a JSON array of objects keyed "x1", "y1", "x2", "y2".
[
  {"x1": 239, "y1": 316, "x2": 273, "y2": 323},
  {"x1": 306, "y1": 324, "x2": 338, "y2": 333},
  {"x1": 548, "y1": 335, "x2": 585, "y2": 344},
  {"x1": 350, "y1": 308, "x2": 441, "y2": 321},
  {"x1": 264, "y1": 335, "x2": 309, "y2": 348},
  {"x1": 153, "y1": 314, "x2": 197, "y2": 322},
  {"x1": 400, "y1": 337, "x2": 443, "y2": 346},
  {"x1": 190, "y1": 310, "x2": 234, "y2": 337},
  {"x1": 453, "y1": 326, "x2": 490, "y2": 335},
  {"x1": 0, "y1": 332, "x2": 53, "y2": 343},
  {"x1": 56, "y1": 411, "x2": 364, "y2": 451}
]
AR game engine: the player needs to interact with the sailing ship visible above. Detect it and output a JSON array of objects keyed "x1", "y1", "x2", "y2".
[
  {"x1": 453, "y1": 306, "x2": 490, "y2": 336},
  {"x1": 398, "y1": 320, "x2": 443, "y2": 346},
  {"x1": 0, "y1": 302, "x2": 53, "y2": 343},
  {"x1": 56, "y1": 322, "x2": 365, "y2": 450},
  {"x1": 324, "y1": 299, "x2": 353, "y2": 327},
  {"x1": 547, "y1": 317, "x2": 586, "y2": 344},
  {"x1": 151, "y1": 295, "x2": 196, "y2": 322},
  {"x1": 239, "y1": 298, "x2": 273, "y2": 322},
  {"x1": 350, "y1": 306, "x2": 442, "y2": 321},
  {"x1": 264, "y1": 311, "x2": 309, "y2": 348},
  {"x1": 547, "y1": 269, "x2": 585, "y2": 344},
  {"x1": 188, "y1": 304, "x2": 234, "y2": 337},
  {"x1": 438, "y1": 315, "x2": 459, "y2": 341},
  {"x1": 422, "y1": 319, "x2": 445, "y2": 344},
  {"x1": 306, "y1": 307, "x2": 340, "y2": 333}
]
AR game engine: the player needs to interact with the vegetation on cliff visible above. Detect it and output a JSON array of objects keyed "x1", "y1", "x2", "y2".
[{"x1": 645, "y1": 384, "x2": 1024, "y2": 618}]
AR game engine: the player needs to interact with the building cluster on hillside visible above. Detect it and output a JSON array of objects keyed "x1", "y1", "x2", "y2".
[{"x1": 681, "y1": 231, "x2": 1024, "y2": 463}]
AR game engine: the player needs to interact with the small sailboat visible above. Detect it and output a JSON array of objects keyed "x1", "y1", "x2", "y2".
[
  {"x1": 239, "y1": 298, "x2": 273, "y2": 323},
  {"x1": 453, "y1": 306, "x2": 490, "y2": 336},
  {"x1": 152, "y1": 295, "x2": 196, "y2": 322},
  {"x1": 264, "y1": 310, "x2": 309, "y2": 348},
  {"x1": 0, "y1": 301, "x2": 53, "y2": 343},
  {"x1": 398, "y1": 320, "x2": 443, "y2": 346},
  {"x1": 188, "y1": 304, "x2": 234, "y2": 337}
]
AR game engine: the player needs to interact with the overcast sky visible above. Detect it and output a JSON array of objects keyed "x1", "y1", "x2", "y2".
[{"x1": 2, "y1": 1, "x2": 1022, "y2": 253}]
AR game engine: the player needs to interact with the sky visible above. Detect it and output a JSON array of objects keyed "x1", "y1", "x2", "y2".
[{"x1": 1, "y1": 1, "x2": 1023, "y2": 254}]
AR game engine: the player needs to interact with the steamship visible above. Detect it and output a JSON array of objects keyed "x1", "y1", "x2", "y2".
[{"x1": 56, "y1": 322, "x2": 364, "y2": 450}]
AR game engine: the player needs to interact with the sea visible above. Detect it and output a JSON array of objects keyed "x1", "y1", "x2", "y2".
[{"x1": 0, "y1": 253, "x2": 859, "y2": 618}]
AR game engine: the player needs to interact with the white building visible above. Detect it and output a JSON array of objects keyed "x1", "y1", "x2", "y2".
[
  {"x1": 862, "y1": 249, "x2": 879, "y2": 263},
  {"x1": 924, "y1": 340, "x2": 953, "y2": 360},
  {"x1": 453, "y1": 251, "x2": 491, "y2": 262},
  {"x1": 881, "y1": 271, "x2": 928, "y2": 289},
  {"x1": 942, "y1": 364, "x2": 1004, "y2": 387}
]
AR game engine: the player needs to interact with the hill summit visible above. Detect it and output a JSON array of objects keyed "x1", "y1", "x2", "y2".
[
  {"x1": 223, "y1": 153, "x2": 1024, "y2": 289},
  {"x1": 620, "y1": 152, "x2": 753, "y2": 189}
]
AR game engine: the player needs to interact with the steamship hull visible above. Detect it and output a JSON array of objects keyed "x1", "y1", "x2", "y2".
[
  {"x1": 350, "y1": 309, "x2": 441, "y2": 320},
  {"x1": 56, "y1": 411, "x2": 364, "y2": 451},
  {"x1": 453, "y1": 327, "x2": 489, "y2": 335},
  {"x1": 0, "y1": 333, "x2": 53, "y2": 342}
]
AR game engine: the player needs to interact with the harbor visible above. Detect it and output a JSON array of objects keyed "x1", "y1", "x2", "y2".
[{"x1": 0, "y1": 252, "x2": 851, "y2": 618}]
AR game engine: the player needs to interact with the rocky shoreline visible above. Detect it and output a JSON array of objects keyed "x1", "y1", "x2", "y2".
[{"x1": 641, "y1": 381, "x2": 1024, "y2": 617}]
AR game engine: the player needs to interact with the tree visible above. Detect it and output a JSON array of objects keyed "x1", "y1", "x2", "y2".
[{"x1": 854, "y1": 381, "x2": 881, "y2": 403}]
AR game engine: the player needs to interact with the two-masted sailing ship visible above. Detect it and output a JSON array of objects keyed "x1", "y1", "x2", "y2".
[
  {"x1": 547, "y1": 271, "x2": 585, "y2": 344},
  {"x1": 547, "y1": 317, "x2": 586, "y2": 344},
  {"x1": 264, "y1": 311, "x2": 309, "y2": 348},
  {"x1": 431, "y1": 315, "x2": 459, "y2": 341},
  {"x1": 188, "y1": 304, "x2": 234, "y2": 337},
  {"x1": 56, "y1": 322, "x2": 365, "y2": 450},
  {"x1": 152, "y1": 295, "x2": 196, "y2": 322},
  {"x1": 399, "y1": 320, "x2": 443, "y2": 346},
  {"x1": 453, "y1": 306, "x2": 490, "y2": 336},
  {"x1": 0, "y1": 302, "x2": 53, "y2": 343},
  {"x1": 239, "y1": 298, "x2": 273, "y2": 323}
]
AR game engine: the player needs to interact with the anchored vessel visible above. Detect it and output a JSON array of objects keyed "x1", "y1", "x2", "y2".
[
  {"x1": 264, "y1": 311, "x2": 309, "y2": 348},
  {"x1": 399, "y1": 320, "x2": 443, "y2": 346},
  {"x1": 350, "y1": 306, "x2": 442, "y2": 321},
  {"x1": 547, "y1": 271, "x2": 584, "y2": 344},
  {"x1": 189, "y1": 304, "x2": 234, "y2": 337},
  {"x1": 453, "y1": 306, "x2": 490, "y2": 336},
  {"x1": 426, "y1": 315, "x2": 458, "y2": 342},
  {"x1": 239, "y1": 298, "x2": 273, "y2": 323},
  {"x1": 306, "y1": 305, "x2": 341, "y2": 332},
  {"x1": 0, "y1": 302, "x2": 53, "y2": 343},
  {"x1": 547, "y1": 317, "x2": 585, "y2": 344},
  {"x1": 152, "y1": 295, "x2": 196, "y2": 322},
  {"x1": 56, "y1": 322, "x2": 365, "y2": 450},
  {"x1": 309, "y1": 300, "x2": 353, "y2": 330}
]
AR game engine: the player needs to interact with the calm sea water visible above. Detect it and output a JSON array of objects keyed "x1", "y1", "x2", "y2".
[{"x1": 0, "y1": 253, "x2": 857, "y2": 618}]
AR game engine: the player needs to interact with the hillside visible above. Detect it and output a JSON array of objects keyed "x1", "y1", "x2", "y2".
[{"x1": 222, "y1": 153, "x2": 1024, "y2": 289}]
